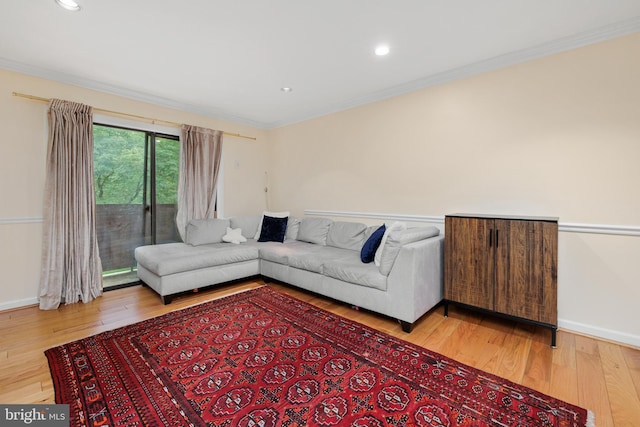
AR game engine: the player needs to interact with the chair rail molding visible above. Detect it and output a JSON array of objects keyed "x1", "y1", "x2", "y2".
[
  {"x1": 304, "y1": 209, "x2": 444, "y2": 225},
  {"x1": 304, "y1": 210, "x2": 640, "y2": 237},
  {"x1": 0, "y1": 217, "x2": 44, "y2": 225}
]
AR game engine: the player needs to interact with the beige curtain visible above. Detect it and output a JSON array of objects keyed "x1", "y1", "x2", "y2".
[
  {"x1": 176, "y1": 125, "x2": 224, "y2": 240},
  {"x1": 39, "y1": 99, "x2": 103, "y2": 310}
]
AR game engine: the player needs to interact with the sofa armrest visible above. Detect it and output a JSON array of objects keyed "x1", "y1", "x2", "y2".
[{"x1": 386, "y1": 235, "x2": 444, "y2": 323}]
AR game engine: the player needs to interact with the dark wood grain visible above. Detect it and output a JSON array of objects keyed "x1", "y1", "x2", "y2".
[
  {"x1": 445, "y1": 216, "x2": 495, "y2": 310},
  {"x1": 445, "y1": 214, "x2": 558, "y2": 331},
  {"x1": 494, "y1": 219, "x2": 557, "y2": 325}
]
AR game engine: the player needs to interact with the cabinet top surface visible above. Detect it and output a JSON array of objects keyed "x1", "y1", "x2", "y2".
[{"x1": 446, "y1": 213, "x2": 559, "y2": 222}]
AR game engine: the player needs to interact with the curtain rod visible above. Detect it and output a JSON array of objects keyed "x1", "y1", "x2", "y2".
[{"x1": 11, "y1": 91, "x2": 257, "y2": 141}]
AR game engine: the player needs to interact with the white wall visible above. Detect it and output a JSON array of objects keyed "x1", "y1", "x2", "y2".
[
  {"x1": 269, "y1": 33, "x2": 640, "y2": 346},
  {"x1": 0, "y1": 69, "x2": 270, "y2": 309}
]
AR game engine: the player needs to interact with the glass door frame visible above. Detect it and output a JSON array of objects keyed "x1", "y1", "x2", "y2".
[{"x1": 93, "y1": 115, "x2": 180, "y2": 287}]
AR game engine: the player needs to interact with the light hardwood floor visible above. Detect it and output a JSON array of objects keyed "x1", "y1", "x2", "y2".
[{"x1": 1, "y1": 279, "x2": 639, "y2": 426}]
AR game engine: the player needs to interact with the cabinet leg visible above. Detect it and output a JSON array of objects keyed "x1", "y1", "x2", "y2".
[
  {"x1": 551, "y1": 327, "x2": 557, "y2": 348},
  {"x1": 443, "y1": 300, "x2": 449, "y2": 317},
  {"x1": 399, "y1": 321, "x2": 413, "y2": 333}
]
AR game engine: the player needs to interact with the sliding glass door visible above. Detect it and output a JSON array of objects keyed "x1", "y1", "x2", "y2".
[{"x1": 93, "y1": 124, "x2": 180, "y2": 288}]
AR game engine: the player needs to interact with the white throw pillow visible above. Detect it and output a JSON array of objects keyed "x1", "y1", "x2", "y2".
[
  {"x1": 254, "y1": 211, "x2": 290, "y2": 240},
  {"x1": 223, "y1": 227, "x2": 247, "y2": 244},
  {"x1": 379, "y1": 226, "x2": 440, "y2": 275},
  {"x1": 374, "y1": 221, "x2": 407, "y2": 266}
]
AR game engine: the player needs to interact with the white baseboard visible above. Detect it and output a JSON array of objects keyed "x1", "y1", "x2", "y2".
[
  {"x1": 0, "y1": 297, "x2": 38, "y2": 312},
  {"x1": 558, "y1": 318, "x2": 640, "y2": 348}
]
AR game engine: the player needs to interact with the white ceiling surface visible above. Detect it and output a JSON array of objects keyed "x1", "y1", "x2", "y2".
[{"x1": 1, "y1": 1, "x2": 640, "y2": 129}]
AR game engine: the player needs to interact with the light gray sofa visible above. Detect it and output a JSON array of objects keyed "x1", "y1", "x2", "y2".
[{"x1": 134, "y1": 215, "x2": 444, "y2": 332}]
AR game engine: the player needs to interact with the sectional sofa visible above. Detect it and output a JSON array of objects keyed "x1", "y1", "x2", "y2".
[{"x1": 134, "y1": 214, "x2": 444, "y2": 332}]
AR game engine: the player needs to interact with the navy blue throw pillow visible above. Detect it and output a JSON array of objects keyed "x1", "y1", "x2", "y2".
[
  {"x1": 360, "y1": 224, "x2": 386, "y2": 263},
  {"x1": 258, "y1": 215, "x2": 289, "y2": 243}
]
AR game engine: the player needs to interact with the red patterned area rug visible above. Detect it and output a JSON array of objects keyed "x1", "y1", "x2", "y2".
[{"x1": 46, "y1": 286, "x2": 594, "y2": 427}]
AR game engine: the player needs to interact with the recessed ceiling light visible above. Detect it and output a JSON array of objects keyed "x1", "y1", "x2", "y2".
[
  {"x1": 375, "y1": 45, "x2": 390, "y2": 56},
  {"x1": 280, "y1": 87, "x2": 293, "y2": 93},
  {"x1": 55, "y1": 0, "x2": 81, "y2": 11}
]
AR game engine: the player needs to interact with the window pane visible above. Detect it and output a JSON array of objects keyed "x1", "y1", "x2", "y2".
[
  {"x1": 155, "y1": 136, "x2": 181, "y2": 244},
  {"x1": 94, "y1": 126, "x2": 145, "y2": 204}
]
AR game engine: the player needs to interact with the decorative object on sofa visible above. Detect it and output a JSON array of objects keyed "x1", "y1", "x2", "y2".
[
  {"x1": 360, "y1": 224, "x2": 385, "y2": 263},
  {"x1": 135, "y1": 215, "x2": 444, "y2": 331},
  {"x1": 444, "y1": 213, "x2": 559, "y2": 347},
  {"x1": 39, "y1": 99, "x2": 103, "y2": 310},
  {"x1": 175, "y1": 125, "x2": 223, "y2": 240},
  {"x1": 379, "y1": 226, "x2": 441, "y2": 276},
  {"x1": 254, "y1": 211, "x2": 290, "y2": 239},
  {"x1": 45, "y1": 287, "x2": 593, "y2": 427},
  {"x1": 257, "y1": 215, "x2": 289, "y2": 242},
  {"x1": 374, "y1": 220, "x2": 406, "y2": 266},
  {"x1": 222, "y1": 227, "x2": 246, "y2": 244}
]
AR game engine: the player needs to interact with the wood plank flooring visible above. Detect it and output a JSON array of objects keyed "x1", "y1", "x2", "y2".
[{"x1": 1, "y1": 279, "x2": 639, "y2": 426}]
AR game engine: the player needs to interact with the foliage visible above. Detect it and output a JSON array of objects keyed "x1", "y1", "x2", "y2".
[{"x1": 93, "y1": 125, "x2": 179, "y2": 205}]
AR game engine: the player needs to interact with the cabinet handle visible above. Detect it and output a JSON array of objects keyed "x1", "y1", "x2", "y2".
[
  {"x1": 489, "y1": 229, "x2": 492, "y2": 247},
  {"x1": 495, "y1": 230, "x2": 499, "y2": 248}
]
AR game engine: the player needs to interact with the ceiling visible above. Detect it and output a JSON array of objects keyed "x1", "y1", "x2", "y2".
[{"x1": 2, "y1": 1, "x2": 639, "y2": 129}]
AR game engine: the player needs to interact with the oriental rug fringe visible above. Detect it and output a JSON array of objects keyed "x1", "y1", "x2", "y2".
[{"x1": 46, "y1": 286, "x2": 593, "y2": 426}]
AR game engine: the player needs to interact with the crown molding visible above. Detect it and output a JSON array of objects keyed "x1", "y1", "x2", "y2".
[
  {"x1": 2, "y1": 16, "x2": 639, "y2": 130},
  {"x1": 267, "y1": 16, "x2": 640, "y2": 129},
  {"x1": 0, "y1": 57, "x2": 267, "y2": 129}
]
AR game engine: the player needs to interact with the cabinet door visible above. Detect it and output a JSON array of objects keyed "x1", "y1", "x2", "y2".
[
  {"x1": 445, "y1": 216, "x2": 494, "y2": 310},
  {"x1": 494, "y1": 219, "x2": 557, "y2": 324}
]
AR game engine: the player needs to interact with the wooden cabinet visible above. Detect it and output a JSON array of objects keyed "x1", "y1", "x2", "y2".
[{"x1": 444, "y1": 214, "x2": 558, "y2": 346}]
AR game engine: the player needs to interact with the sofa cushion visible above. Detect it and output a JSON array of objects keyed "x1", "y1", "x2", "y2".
[
  {"x1": 230, "y1": 216, "x2": 260, "y2": 239},
  {"x1": 379, "y1": 226, "x2": 441, "y2": 276},
  {"x1": 135, "y1": 243, "x2": 258, "y2": 276},
  {"x1": 286, "y1": 217, "x2": 301, "y2": 240},
  {"x1": 326, "y1": 221, "x2": 367, "y2": 251},
  {"x1": 288, "y1": 246, "x2": 353, "y2": 274},
  {"x1": 360, "y1": 224, "x2": 386, "y2": 263},
  {"x1": 255, "y1": 240, "x2": 310, "y2": 265},
  {"x1": 297, "y1": 217, "x2": 333, "y2": 245},
  {"x1": 185, "y1": 219, "x2": 231, "y2": 246},
  {"x1": 323, "y1": 258, "x2": 388, "y2": 291}
]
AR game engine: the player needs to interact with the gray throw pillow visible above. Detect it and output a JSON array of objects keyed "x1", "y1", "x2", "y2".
[
  {"x1": 230, "y1": 216, "x2": 260, "y2": 239},
  {"x1": 286, "y1": 217, "x2": 301, "y2": 240},
  {"x1": 326, "y1": 221, "x2": 367, "y2": 251},
  {"x1": 297, "y1": 217, "x2": 333, "y2": 245},
  {"x1": 185, "y1": 218, "x2": 231, "y2": 246}
]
